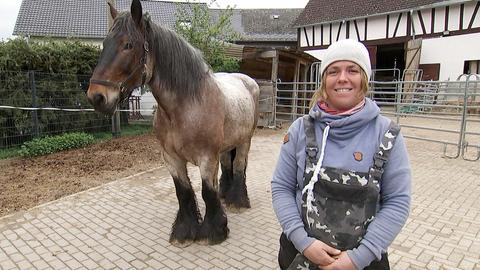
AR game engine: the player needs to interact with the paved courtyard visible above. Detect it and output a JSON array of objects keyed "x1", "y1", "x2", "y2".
[{"x1": 0, "y1": 129, "x2": 479, "y2": 269}]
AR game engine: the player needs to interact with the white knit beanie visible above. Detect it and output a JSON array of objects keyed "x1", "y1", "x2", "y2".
[{"x1": 320, "y1": 39, "x2": 372, "y2": 81}]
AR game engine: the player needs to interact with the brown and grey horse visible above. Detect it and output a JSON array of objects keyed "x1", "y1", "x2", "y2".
[{"x1": 86, "y1": 0, "x2": 259, "y2": 246}]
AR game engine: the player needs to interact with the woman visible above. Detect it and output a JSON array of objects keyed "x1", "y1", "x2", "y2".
[{"x1": 271, "y1": 39, "x2": 411, "y2": 270}]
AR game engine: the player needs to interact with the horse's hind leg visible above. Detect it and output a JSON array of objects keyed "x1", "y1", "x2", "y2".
[
  {"x1": 163, "y1": 153, "x2": 202, "y2": 247},
  {"x1": 224, "y1": 140, "x2": 251, "y2": 211},
  {"x1": 219, "y1": 149, "x2": 235, "y2": 199},
  {"x1": 197, "y1": 155, "x2": 229, "y2": 245}
]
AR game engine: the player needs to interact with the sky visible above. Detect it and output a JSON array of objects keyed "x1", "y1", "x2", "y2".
[{"x1": 0, "y1": 0, "x2": 309, "y2": 41}]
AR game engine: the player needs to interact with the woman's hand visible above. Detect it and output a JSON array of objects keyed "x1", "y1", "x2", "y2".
[
  {"x1": 320, "y1": 251, "x2": 357, "y2": 270},
  {"x1": 303, "y1": 240, "x2": 341, "y2": 266}
]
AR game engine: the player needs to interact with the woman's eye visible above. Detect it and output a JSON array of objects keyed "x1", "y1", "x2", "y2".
[
  {"x1": 123, "y1": 42, "x2": 133, "y2": 50},
  {"x1": 326, "y1": 70, "x2": 338, "y2": 76},
  {"x1": 349, "y1": 68, "x2": 360, "y2": 74}
]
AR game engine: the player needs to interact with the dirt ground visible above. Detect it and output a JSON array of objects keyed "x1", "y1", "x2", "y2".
[{"x1": 0, "y1": 128, "x2": 282, "y2": 218}]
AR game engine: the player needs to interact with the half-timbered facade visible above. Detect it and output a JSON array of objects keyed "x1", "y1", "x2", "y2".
[{"x1": 294, "y1": 0, "x2": 480, "y2": 81}]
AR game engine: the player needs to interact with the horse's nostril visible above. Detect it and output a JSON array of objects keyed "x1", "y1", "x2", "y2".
[{"x1": 92, "y1": 93, "x2": 105, "y2": 106}]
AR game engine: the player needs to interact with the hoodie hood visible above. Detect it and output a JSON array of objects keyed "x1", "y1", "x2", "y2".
[{"x1": 308, "y1": 98, "x2": 380, "y2": 140}]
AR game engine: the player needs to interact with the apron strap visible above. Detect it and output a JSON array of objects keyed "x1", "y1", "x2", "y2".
[
  {"x1": 303, "y1": 115, "x2": 318, "y2": 165},
  {"x1": 369, "y1": 120, "x2": 401, "y2": 181}
]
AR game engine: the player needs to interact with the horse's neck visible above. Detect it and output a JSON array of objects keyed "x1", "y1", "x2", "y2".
[{"x1": 148, "y1": 25, "x2": 209, "y2": 99}]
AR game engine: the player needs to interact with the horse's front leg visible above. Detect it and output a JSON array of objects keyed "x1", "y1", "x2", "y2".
[
  {"x1": 197, "y1": 155, "x2": 229, "y2": 245},
  {"x1": 163, "y1": 153, "x2": 202, "y2": 247}
]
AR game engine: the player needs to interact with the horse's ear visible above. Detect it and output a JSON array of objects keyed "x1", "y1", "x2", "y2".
[
  {"x1": 107, "y1": 2, "x2": 118, "y2": 20},
  {"x1": 131, "y1": 0, "x2": 143, "y2": 26}
]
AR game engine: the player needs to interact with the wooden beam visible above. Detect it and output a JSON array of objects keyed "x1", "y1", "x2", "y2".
[
  {"x1": 271, "y1": 53, "x2": 279, "y2": 83},
  {"x1": 242, "y1": 50, "x2": 277, "y2": 59}
]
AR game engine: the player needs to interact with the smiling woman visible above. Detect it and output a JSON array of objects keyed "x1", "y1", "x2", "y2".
[{"x1": 272, "y1": 39, "x2": 412, "y2": 270}]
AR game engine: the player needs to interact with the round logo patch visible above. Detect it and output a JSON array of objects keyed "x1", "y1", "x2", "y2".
[{"x1": 353, "y1": 151, "x2": 363, "y2": 161}]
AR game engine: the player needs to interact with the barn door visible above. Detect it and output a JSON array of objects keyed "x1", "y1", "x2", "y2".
[
  {"x1": 404, "y1": 38, "x2": 422, "y2": 75},
  {"x1": 402, "y1": 39, "x2": 423, "y2": 101}
]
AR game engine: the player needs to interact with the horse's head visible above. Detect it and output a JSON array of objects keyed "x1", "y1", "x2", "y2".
[{"x1": 87, "y1": 0, "x2": 149, "y2": 115}]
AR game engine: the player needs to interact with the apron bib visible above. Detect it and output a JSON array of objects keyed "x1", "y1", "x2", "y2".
[{"x1": 287, "y1": 115, "x2": 400, "y2": 270}]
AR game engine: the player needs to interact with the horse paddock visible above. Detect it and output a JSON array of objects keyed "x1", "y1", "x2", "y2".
[{"x1": 0, "y1": 123, "x2": 479, "y2": 269}]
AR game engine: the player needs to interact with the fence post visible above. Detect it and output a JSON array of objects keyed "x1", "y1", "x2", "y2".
[
  {"x1": 29, "y1": 71, "x2": 40, "y2": 137},
  {"x1": 111, "y1": 111, "x2": 121, "y2": 137}
]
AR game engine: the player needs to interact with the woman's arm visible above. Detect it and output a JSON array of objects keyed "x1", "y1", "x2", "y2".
[
  {"x1": 271, "y1": 119, "x2": 315, "y2": 253},
  {"x1": 347, "y1": 134, "x2": 412, "y2": 269}
]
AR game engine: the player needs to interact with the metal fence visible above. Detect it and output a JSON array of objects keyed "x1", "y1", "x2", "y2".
[
  {"x1": 275, "y1": 76, "x2": 480, "y2": 161},
  {"x1": 0, "y1": 71, "x2": 113, "y2": 149}
]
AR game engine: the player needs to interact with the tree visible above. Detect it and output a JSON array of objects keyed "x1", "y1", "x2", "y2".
[{"x1": 174, "y1": 0, "x2": 241, "y2": 72}]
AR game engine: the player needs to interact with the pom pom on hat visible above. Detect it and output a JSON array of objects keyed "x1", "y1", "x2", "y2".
[{"x1": 320, "y1": 39, "x2": 372, "y2": 81}]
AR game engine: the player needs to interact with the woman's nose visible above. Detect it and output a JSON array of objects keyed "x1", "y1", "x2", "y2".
[{"x1": 337, "y1": 70, "x2": 348, "y2": 81}]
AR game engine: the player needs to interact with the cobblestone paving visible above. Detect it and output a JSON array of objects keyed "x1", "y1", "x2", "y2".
[{"x1": 0, "y1": 132, "x2": 479, "y2": 269}]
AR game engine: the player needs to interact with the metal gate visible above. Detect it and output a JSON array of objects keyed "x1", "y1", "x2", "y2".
[{"x1": 275, "y1": 75, "x2": 480, "y2": 161}]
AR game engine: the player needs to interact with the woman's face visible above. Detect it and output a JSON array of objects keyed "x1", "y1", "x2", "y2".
[{"x1": 324, "y1": 61, "x2": 365, "y2": 111}]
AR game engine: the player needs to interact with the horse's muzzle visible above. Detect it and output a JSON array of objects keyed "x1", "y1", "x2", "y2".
[{"x1": 86, "y1": 88, "x2": 117, "y2": 115}]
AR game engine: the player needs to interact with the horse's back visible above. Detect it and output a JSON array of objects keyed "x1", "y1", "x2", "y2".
[{"x1": 213, "y1": 73, "x2": 259, "y2": 149}]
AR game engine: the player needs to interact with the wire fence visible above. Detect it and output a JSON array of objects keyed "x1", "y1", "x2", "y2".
[
  {"x1": 0, "y1": 71, "x2": 116, "y2": 149},
  {"x1": 2, "y1": 70, "x2": 479, "y2": 160}
]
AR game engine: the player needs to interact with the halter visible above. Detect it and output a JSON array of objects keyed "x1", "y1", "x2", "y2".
[{"x1": 90, "y1": 39, "x2": 149, "y2": 95}]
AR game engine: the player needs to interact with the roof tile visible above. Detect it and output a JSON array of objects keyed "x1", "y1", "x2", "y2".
[{"x1": 294, "y1": 0, "x2": 449, "y2": 27}]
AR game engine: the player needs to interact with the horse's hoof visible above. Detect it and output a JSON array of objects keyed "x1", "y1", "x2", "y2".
[
  {"x1": 195, "y1": 239, "x2": 210, "y2": 246},
  {"x1": 196, "y1": 229, "x2": 229, "y2": 245},
  {"x1": 225, "y1": 204, "x2": 250, "y2": 214},
  {"x1": 196, "y1": 219, "x2": 229, "y2": 245},
  {"x1": 224, "y1": 197, "x2": 251, "y2": 211},
  {"x1": 169, "y1": 220, "x2": 200, "y2": 247},
  {"x1": 169, "y1": 239, "x2": 194, "y2": 248}
]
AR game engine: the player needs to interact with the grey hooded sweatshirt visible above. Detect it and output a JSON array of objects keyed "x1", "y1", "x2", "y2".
[{"x1": 272, "y1": 98, "x2": 411, "y2": 269}]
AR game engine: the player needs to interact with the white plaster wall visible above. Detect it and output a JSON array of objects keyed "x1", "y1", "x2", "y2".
[
  {"x1": 420, "y1": 32, "x2": 480, "y2": 80},
  {"x1": 367, "y1": 16, "x2": 387, "y2": 40},
  {"x1": 131, "y1": 89, "x2": 157, "y2": 118}
]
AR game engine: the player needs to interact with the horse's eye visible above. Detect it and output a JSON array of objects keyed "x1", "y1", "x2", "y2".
[{"x1": 123, "y1": 42, "x2": 133, "y2": 50}]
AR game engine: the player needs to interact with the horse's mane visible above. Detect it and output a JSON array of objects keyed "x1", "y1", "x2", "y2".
[{"x1": 111, "y1": 12, "x2": 209, "y2": 100}]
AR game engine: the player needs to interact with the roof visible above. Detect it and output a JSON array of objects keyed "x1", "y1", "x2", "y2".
[
  {"x1": 211, "y1": 9, "x2": 303, "y2": 42},
  {"x1": 13, "y1": 0, "x2": 302, "y2": 42},
  {"x1": 294, "y1": 0, "x2": 451, "y2": 27},
  {"x1": 13, "y1": 0, "x2": 204, "y2": 39}
]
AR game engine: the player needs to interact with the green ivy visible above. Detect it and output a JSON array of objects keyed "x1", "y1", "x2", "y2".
[{"x1": 18, "y1": 132, "x2": 95, "y2": 157}]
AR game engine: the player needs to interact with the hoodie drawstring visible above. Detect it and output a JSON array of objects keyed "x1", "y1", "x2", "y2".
[{"x1": 302, "y1": 124, "x2": 330, "y2": 227}]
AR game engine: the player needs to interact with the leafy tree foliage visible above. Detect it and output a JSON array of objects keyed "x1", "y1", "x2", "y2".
[{"x1": 174, "y1": 1, "x2": 241, "y2": 72}]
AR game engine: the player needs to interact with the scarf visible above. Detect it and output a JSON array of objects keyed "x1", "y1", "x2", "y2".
[{"x1": 318, "y1": 98, "x2": 366, "y2": 115}]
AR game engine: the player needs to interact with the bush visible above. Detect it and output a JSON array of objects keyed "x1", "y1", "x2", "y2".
[{"x1": 19, "y1": 132, "x2": 95, "y2": 157}]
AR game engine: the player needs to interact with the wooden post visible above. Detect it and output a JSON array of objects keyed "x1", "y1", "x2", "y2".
[
  {"x1": 270, "y1": 50, "x2": 279, "y2": 83},
  {"x1": 292, "y1": 59, "x2": 301, "y2": 119}
]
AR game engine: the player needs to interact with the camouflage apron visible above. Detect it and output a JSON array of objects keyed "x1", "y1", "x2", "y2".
[{"x1": 287, "y1": 115, "x2": 400, "y2": 270}]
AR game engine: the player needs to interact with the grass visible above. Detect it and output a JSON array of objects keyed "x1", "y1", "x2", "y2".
[{"x1": 0, "y1": 123, "x2": 153, "y2": 160}]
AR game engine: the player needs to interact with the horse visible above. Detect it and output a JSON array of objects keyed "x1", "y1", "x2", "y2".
[{"x1": 86, "y1": 0, "x2": 259, "y2": 246}]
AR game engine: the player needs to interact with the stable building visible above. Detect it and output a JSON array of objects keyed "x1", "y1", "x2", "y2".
[{"x1": 294, "y1": 0, "x2": 480, "y2": 81}]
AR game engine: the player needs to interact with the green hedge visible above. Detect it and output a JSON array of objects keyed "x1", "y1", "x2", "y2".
[
  {"x1": 19, "y1": 132, "x2": 95, "y2": 157},
  {"x1": 0, "y1": 38, "x2": 111, "y2": 148}
]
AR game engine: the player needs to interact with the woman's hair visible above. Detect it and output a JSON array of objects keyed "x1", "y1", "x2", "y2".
[{"x1": 309, "y1": 67, "x2": 369, "y2": 109}]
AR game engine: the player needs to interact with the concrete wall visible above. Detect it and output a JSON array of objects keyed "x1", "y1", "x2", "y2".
[{"x1": 420, "y1": 32, "x2": 480, "y2": 81}]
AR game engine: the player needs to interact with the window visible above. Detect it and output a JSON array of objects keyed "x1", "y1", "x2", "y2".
[{"x1": 463, "y1": 60, "x2": 480, "y2": 74}]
